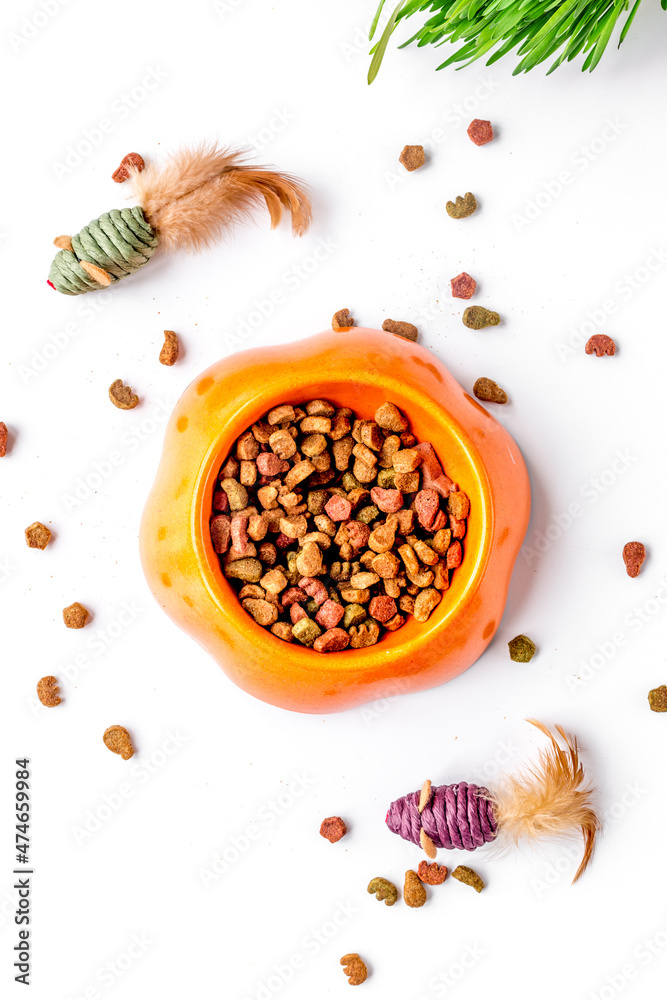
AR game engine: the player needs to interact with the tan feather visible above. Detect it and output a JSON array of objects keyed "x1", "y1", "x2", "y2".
[
  {"x1": 493, "y1": 720, "x2": 600, "y2": 882},
  {"x1": 130, "y1": 142, "x2": 311, "y2": 253}
]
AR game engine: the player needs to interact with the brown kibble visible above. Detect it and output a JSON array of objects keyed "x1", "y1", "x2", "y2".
[
  {"x1": 648, "y1": 685, "x2": 667, "y2": 712},
  {"x1": 448, "y1": 491, "x2": 470, "y2": 520},
  {"x1": 413, "y1": 588, "x2": 441, "y2": 622},
  {"x1": 332, "y1": 308, "x2": 355, "y2": 331},
  {"x1": 210, "y1": 514, "x2": 231, "y2": 554},
  {"x1": 340, "y1": 953, "x2": 367, "y2": 986},
  {"x1": 585, "y1": 334, "x2": 616, "y2": 357},
  {"x1": 474, "y1": 377, "x2": 507, "y2": 404},
  {"x1": 451, "y1": 272, "x2": 477, "y2": 299},
  {"x1": 320, "y1": 816, "x2": 347, "y2": 842},
  {"x1": 404, "y1": 869, "x2": 427, "y2": 907},
  {"x1": 103, "y1": 725, "x2": 135, "y2": 760},
  {"x1": 269, "y1": 429, "x2": 297, "y2": 460},
  {"x1": 111, "y1": 152, "x2": 145, "y2": 182},
  {"x1": 451, "y1": 865, "x2": 485, "y2": 892},
  {"x1": 242, "y1": 598, "x2": 279, "y2": 627},
  {"x1": 267, "y1": 404, "x2": 295, "y2": 425},
  {"x1": 349, "y1": 620, "x2": 381, "y2": 647},
  {"x1": 375, "y1": 402, "x2": 408, "y2": 433},
  {"x1": 382, "y1": 319, "x2": 418, "y2": 342},
  {"x1": 0, "y1": 422, "x2": 7, "y2": 457},
  {"x1": 463, "y1": 306, "x2": 500, "y2": 330},
  {"x1": 446, "y1": 193, "x2": 477, "y2": 219},
  {"x1": 418, "y1": 861, "x2": 448, "y2": 884},
  {"x1": 367, "y1": 876, "x2": 398, "y2": 906},
  {"x1": 36, "y1": 675, "x2": 61, "y2": 707},
  {"x1": 159, "y1": 330, "x2": 179, "y2": 366},
  {"x1": 108, "y1": 379, "x2": 139, "y2": 410},
  {"x1": 467, "y1": 119, "x2": 494, "y2": 146},
  {"x1": 220, "y1": 479, "x2": 249, "y2": 511},
  {"x1": 623, "y1": 541, "x2": 646, "y2": 578},
  {"x1": 25, "y1": 521, "x2": 52, "y2": 549},
  {"x1": 63, "y1": 602, "x2": 89, "y2": 629},
  {"x1": 399, "y1": 144, "x2": 425, "y2": 171}
]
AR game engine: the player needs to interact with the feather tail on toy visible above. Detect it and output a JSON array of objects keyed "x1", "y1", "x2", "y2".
[{"x1": 493, "y1": 720, "x2": 600, "y2": 882}]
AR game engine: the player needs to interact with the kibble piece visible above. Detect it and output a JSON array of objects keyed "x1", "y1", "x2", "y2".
[
  {"x1": 399, "y1": 144, "x2": 425, "y2": 171},
  {"x1": 320, "y1": 815, "x2": 347, "y2": 842},
  {"x1": 648, "y1": 686, "x2": 667, "y2": 712},
  {"x1": 392, "y1": 449, "x2": 420, "y2": 474},
  {"x1": 349, "y1": 620, "x2": 381, "y2": 647},
  {"x1": 271, "y1": 621, "x2": 293, "y2": 642},
  {"x1": 404, "y1": 870, "x2": 427, "y2": 907},
  {"x1": 343, "y1": 603, "x2": 367, "y2": 628},
  {"x1": 368, "y1": 595, "x2": 397, "y2": 623},
  {"x1": 382, "y1": 319, "x2": 418, "y2": 342},
  {"x1": 159, "y1": 330, "x2": 179, "y2": 366},
  {"x1": 25, "y1": 521, "x2": 52, "y2": 549},
  {"x1": 111, "y1": 151, "x2": 145, "y2": 182},
  {"x1": 623, "y1": 541, "x2": 646, "y2": 578},
  {"x1": 448, "y1": 491, "x2": 470, "y2": 520},
  {"x1": 260, "y1": 568, "x2": 288, "y2": 594},
  {"x1": 585, "y1": 334, "x2": 616, "y2": 357},
  {"x1": 368, "y1": 521, "x2": 397, "y2": 554},
  {"x1": 242, "y1": 598, "x2": 278, "y2": 626},
  {"x1": 63, "y1": 602, "x2": 89, "y2": 629},
  {"x1": 451, "y1": 272, "x2": 477, "y2": 299},
  {"x1": 418, "y1": 861, "x2": 448, "y2": 885},
  {"x1": 451, "y1": 865, "x2": 485, "y2": 893},
  {"x1": 314, "y1": 627, "x2": 350, "y2": 652},
  {"x1": 446, "y1": 192, "x2": 477, "y2": 219},
  {"x1": 508, "y1": 634, "x2": 536, "y2": 662},
  {"x1": 269, "y1": 428, "x2": 297, "y2": 460},
  {"x1": 0, "y1": 422, "x2": 7, "y2": 457},
  {"x1": 463, "y1": 306, "x2": 500, "y2": 330},
  {"x1": 474, "y1": 377, "x2": 507, "y2": 404},
  {"x1": 467, "y1": 119, "x2": 494, "y2": 146},
  {"x1": 292, "y1": 616, "x2": 322, "y2": 646},
  {"x1": 285, "y1": 460, "x2": 316, "y2": 492},
  {"x1": 367, "y1": 876, "x2": 398, "y2": 905},
  {"x1": 220, "y1": 479, "x2": 248, "y2": 511},
  {"x1": 340, "y1": 954, "x2": 367, "y2": 986},
  {"x1": 413, "y1": 588, "x2": 441, "y2": 622},
  {"x1": 267, "y1": 404, "x2": 295, "y2": 425},
  {"x1": 236, "y1": 431, "x2": 260, "y2": 460},
  {"x1": 103, "y1": 725, "x2": 135, "y2": 760},
  {"x1": 36, "y1": 675, "x2": 61, "y2": 707},
  {"x1": 108, "y1": 379, "x2": 139, "y2": 409},
  {"x1": 225, "y1": 558, "x2": 263, "y2": 583},
  {"x1": 210, "y1": 515, "x2": 232, "y2": 554},
  {"x1": 375, "y1": 402, "x2": 408, "y2": 433},
  {"x1": 332, "y1": 308, "x2": 354, "y2": 331}
]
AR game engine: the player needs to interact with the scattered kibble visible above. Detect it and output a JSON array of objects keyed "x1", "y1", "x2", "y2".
[
  {"x1": 382, "y1": 319, "x2": 419, "y2": 342},
  {"x1": 446, "y1": 193, "x2": 477, "y2": 219},
  {"x1": 399, "y1": 144, "x2": 425, "y2": 171},
  {"x1": 25, "y1": 522, "x2": 52, "y2": 549},
  {"x1": 212, "y1": 399, "x2": 468, "y2": 650},
  {"x1": 451, "y1": 272, "x2": 476, "y2": 299},
  {"x1": 473, "y1": 377, "x2": 507, "y2": 404},
  {"x1": 451, "y1": 865, "x2": 485, "y2": 892},
  {"x1": 648, "y1": 686, "x2": 667, "y2": 712},
  {"x1": 623, "y1": 541, "x2": 645, "y2": 578},
  {"x1": 36, "y1": 675, "x2": 61, "y2": 707},
  {"x1": 418, "y1": 861, "x2": 448, "y2": 885},
  {"x1": 0, "y1": 421, "x2": 7, "y2": 457},
  {"x1": 367, "y1": 876, "x2": 398, "y2": 906},
  {"x1": 467, "y1": 120, "x2": 494, "y2": 146},
  {"x1": 63, "y1": 602, "x2": 90, "y2": 629},
  {"x1": 159, "y1": 330, "x2": 179, "y2": 366},
  {"x1": 103, "y1": 725, "x2": 135, "y2": 760},
  {"x1": 463, "y1": 307, "x2": 500, "y2": 330},
  {"x1": 508, "y1": 634, "x2": 536, "y2": 663},
  {"x1": 585, "y1": 334, "x2": 616, "y2": 357},
  {"x1": 320, "y1": 816, "x2": 347, "y2": 843},
  {"x1": 112, "y1": 152, "x2": 145, "y2": 183},
  {"x1": 404, "y1": 869, "x2": 427, "y2": 907},
  {"x1": 332, "y1": 308, "x2": 355, "y2": 331},
  {"x1": 340, "y1": 954, "x2": 368, "y2": 986},
  {"x1": 108, "y1": 379, "x2": 139, "y2": 410}
]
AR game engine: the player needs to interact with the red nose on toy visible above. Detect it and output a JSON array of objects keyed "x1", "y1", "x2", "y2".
[{"x1": 47, "y1": 280, "x2": 56, "y2": 289}]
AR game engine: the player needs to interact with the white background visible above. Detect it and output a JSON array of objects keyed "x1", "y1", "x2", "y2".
[{"x1": 1, "y1": 1, "x2": 667, "y2": 998}]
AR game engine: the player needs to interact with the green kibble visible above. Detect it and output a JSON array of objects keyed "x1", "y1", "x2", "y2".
[
  {"x1": 342, "y1": 472, "x2": 362, "y2": 491},
  {"x1": 220, "y1": 478, "x2": 249, "y2": 511},
  {"x1": 648, "y1": 685, "x2": 667, "y2": 712},
  {"x1": 292, "y1": 617, "x2": 322, "y2": 647},
  {"x1": 377, "y1": 469, "x2": 396, "y2": 489},
  {"x1": 446, "y1": 192, "x2": 477, "y2": 219},
  {"x1": 367, "y1": 877, "x2": 398, "y2": 906},
  {"x1": 508, "y1": 634, "x2": 536, "y2": 663},
  {"x1": 462, "y1": 306, "x2": 500, "y2": 330},
  {"x1": 224, "y1": 558, "x2": 263, "y2": 583},
  {"x1": 306, "y1": 598, "x2": 320, "y2": 614},
  {"x1": 285, "y1": 551, "x2": 300, "y2": 584},
  {"x1": 451, "y1": 865, "x2": 485, "y2": 893},
  {"x1": 357, "y1": 505, "x2": 380, "y2": 524},
  {"x1": 343, "y1": 603, "x2": 367, "y2": 628},
  {"x1": 307, "y1": 490, "x2": 329, "y2": 516}
]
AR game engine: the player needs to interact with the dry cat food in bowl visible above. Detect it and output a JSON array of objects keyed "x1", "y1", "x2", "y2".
[
  {"x1": 140, "y1": 329, "x2": 530, "y2": 713},
  {"x1": 211, "y1": 398, "x2": 469, "y2": 652}
]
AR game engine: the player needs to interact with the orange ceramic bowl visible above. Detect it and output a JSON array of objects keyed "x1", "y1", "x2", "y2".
[{"x1": 140, "y1": 330, "x2": 530, "y2": 713}]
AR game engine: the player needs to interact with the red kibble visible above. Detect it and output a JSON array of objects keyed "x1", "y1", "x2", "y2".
[
  {"x1": 347, "y1": 521, "x2": 370, "y2": 551},
  {"x1": 315, "y1": 599, "x2": 345, "y2": 630},
  {"x1": 112, "y1": 151, "x2": 145, "y2": 183},
  {"x1": 299, "y1": 577, "x2": 328, "y2": 606},
  {"x1": 210, "y1": 515, "x2": 231, "y2": 554},
  {"x1": 212, "y1": 489, "x2": 230, "y2": 512},
  {"x1": 446, "y1": 540, "x2": 462, "y2": 569},
  {"x1": 290, "y1": 603, "x2": 307, "y2": 624},
  {"x1": 319, "y1": 816, "x2": 347, "y2": 842},
  {"x1": 256, "y1": 452, "x2": 283, "y2": 476},
  {"x1": 368, "y1": 596, "x2": 398, "y2": 623},
  {"x1": 325, "y1": 495, "x2": 353, "y2": 521},
  {"x1": 370, "y1": 487, "x2": 403, "y2": 513},
  {"x1": 313, "y1": 627, "x2": 350, "y2": 652},
  {"x1": 450, "y1": 272, "x2": 477, "y2": 299},
  {"x1": 467, "y1": 119, "x2": 494, "y2": 146},
  {"x1": 449, "y1": 515, "x2": 467, "y2": 539},
  {"x1": 275, "y1": 532, "x2": 294, "y2": 549},
  {"x1": 415, "y1": 489, "x2": 441, "y2": 529},
  {"x1": 282, "y1": 586, "x2": 307, "y2": 607},
  {"x1": 585, "y1": 334, "x2": 616, "y2": 357},
  {"x1": 230, "y1": 516, "x2": 249, "y2": 555}
]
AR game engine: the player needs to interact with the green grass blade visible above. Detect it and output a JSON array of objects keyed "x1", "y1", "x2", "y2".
[
  {"x1": 368, "y1": 0, "x2": 410, "y2": 83},
  {"x1": 619, "y1": 0, "x2": 640, "y2": 44}
]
